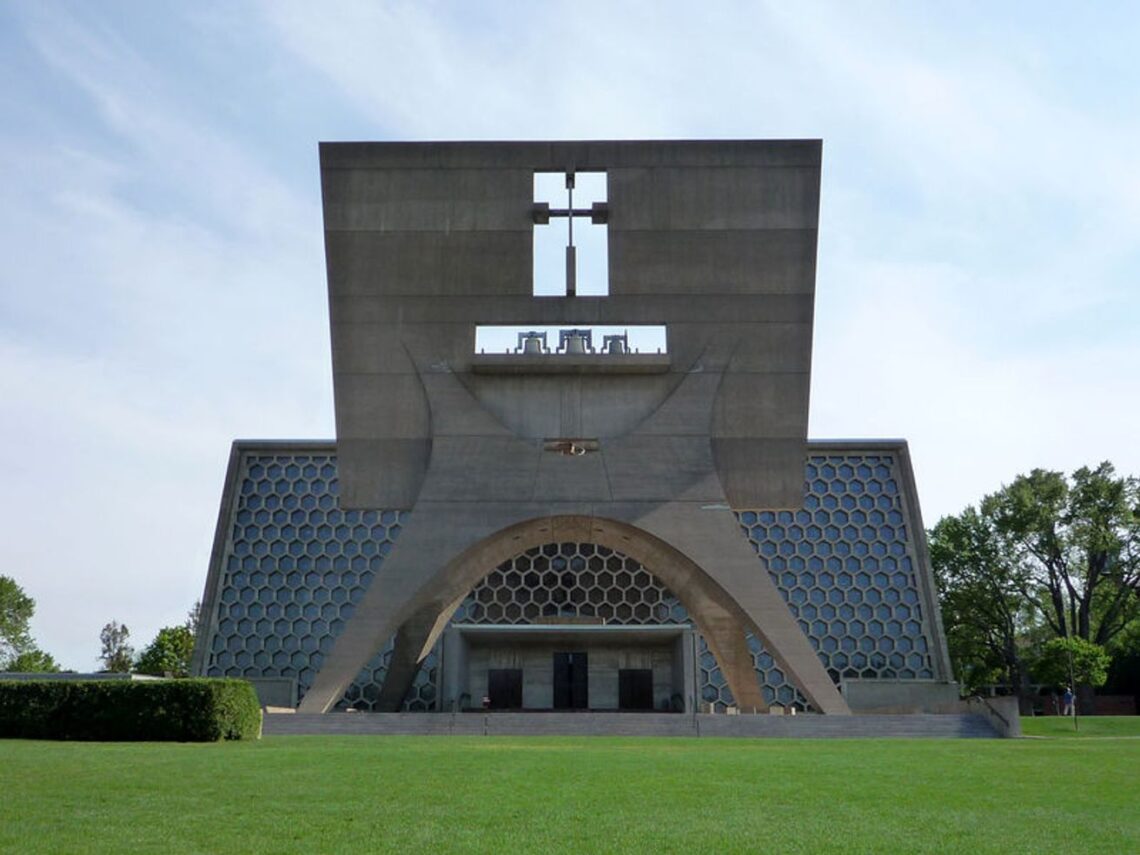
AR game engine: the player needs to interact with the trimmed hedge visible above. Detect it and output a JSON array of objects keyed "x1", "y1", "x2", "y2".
[{"x1": 0, "y1": 678, "x2": 262, "y2": 741}]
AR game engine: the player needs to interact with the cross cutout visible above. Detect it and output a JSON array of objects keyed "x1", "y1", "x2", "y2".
[{"x1": 532, "y1": 171, "x2": 608, "y2": 296}]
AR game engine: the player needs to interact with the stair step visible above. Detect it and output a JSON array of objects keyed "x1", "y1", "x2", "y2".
[{"x1": 263, "y1": 712, "x2": 1000, "y2": 739}]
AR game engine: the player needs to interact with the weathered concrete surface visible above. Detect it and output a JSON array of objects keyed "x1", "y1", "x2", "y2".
[{"x1": 322, "y1": 141, "x2": 817, "y2": 510}]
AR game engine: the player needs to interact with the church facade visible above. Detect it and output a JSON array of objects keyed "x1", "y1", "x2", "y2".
[{"x1": 191, "y1": 141, "x2": 954, "y2": 715}]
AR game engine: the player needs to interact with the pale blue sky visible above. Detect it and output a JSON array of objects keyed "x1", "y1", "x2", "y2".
[{"x1": 1, "y1": 1, "x2": 1137, "y2": 669}]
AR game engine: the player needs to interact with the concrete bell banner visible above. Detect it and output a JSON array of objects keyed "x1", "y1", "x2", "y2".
[{"x1": 192, "y1": 141, "x2": 956, "y2": 721}]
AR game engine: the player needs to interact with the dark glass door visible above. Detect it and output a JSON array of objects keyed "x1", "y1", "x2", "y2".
[
  {"x1": 487, "y1": 668, "x2": 523, "y2": 709},
  {"x1": 552, "y1": 652, "x2": 589, "y2": 709},
  {"x1": 618, "y1": 669, "x2": 654, "y2": 710}
]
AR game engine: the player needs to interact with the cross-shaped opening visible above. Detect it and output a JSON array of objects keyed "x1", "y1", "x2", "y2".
[{"x1": 533, "y1": 171, "x2": 608, "y2": 296}]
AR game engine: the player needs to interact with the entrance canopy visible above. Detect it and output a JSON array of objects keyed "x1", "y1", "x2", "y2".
[{"x1": 442, "y1": 622, "x2": 695, "y2": 713}]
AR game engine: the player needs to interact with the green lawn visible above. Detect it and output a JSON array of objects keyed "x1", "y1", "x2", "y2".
[
  {"x1": 2, "y1": 735, "x2": 1137, "y2": 854},
  {"x1": 1021, "y1": 715, "x2": 1140, "y2": 738}
]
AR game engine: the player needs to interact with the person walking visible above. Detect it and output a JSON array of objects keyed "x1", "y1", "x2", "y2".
[{"x1": 1062, "y1": 686, "x2": 1075, "y2": 716}]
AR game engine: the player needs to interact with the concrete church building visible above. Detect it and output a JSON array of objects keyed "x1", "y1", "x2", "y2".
[{"x1": 192, "y1": 140, "x2": 957, "y2": 719}]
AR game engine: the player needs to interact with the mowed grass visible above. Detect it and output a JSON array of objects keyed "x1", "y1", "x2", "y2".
[
  {"x1": 1021, "y1": 714, "x2": 1140, "y2": 738},
  {"x1": 2, "y1": 734, "x2": 1137, "y2": 854}
]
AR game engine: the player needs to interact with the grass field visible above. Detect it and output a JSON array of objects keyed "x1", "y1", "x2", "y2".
[
  {"x1": 2, "y1": 731, "x2": 1138, "y2": 854},
  {"x1": 1021, "y1": 714, "x2": 1140, "y2": 738}
]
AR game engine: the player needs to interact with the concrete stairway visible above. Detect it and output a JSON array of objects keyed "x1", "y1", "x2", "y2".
[{"x1": 264, "y1": 711, "x2": 1000, "y2": 738}]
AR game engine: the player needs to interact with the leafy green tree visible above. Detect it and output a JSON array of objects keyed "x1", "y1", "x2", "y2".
[
  {"x1": 984, "y1": 462, "x2": 1140, "y2": 648},
  {"x1": 1031, "y1": 637, "x2": 1110, "y2": 691},
  {"x1": 4, "y1": 647, "x2": 61, "y2": 673},
  {"x1": 135, "y1": 625, "x2": 195, "y2": 677},
  {"x1": 931, "y1": 462, "x2": 1139, "y2": 710},
  {"x1": 99, "y1": 621, "x2": 133, "y2": 672},
  {"x1": 0, "y1": 575, "x2": 35, "y2": 665},
  {"x1": 930, "y1": 508, "x2": 1035, "y2": 701}
]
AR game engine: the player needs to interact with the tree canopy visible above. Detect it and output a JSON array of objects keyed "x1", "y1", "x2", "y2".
[
  {"x1": 0, "y1": 575, "x2": 35, "y2": 665},
  {"x1": 931, "y1": 461, "x2": 1140, "y2": 707},
  {"x1": 135, "y1": 625, "x2": 195, "y2": 677},
  {"x1": 0, "y1": 575, "x2": 61, "y2": 672},
  {"x1": 1031, "y1": 637, "x2": 1110, "y2": 690},
  {"x1": 984, "y1": 462, "x2": 1140, "y2": 646},
  {"x1": 99, "y1": 621, "x2": 133, "y2": 673},
  {"x1": 5, "y1": 648, "x2": 61, "y2": 673}
]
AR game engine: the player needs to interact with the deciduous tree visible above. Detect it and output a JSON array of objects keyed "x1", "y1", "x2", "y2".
[
  {"x1": 930, "y1": 508, "x2": 1035, "y2": 702},
  {"x1": 135, "y1": 625, "x2": 195, "y2": 677},
  {"x1": 985, "y1": 463, "x2": 1140, "y2": 648},
  {"x1": 0, "y1": 575, "x2": 35, "y2": 665},
  {"x1": 4, "y1": 647, "x2": 61, "y2": 673},
  {"x1": 1031, "y1": 637, "x2": 1110, "y2": 692},
  {"x1": 99, "y1": 621, "x2": 133, "y2": 672}
]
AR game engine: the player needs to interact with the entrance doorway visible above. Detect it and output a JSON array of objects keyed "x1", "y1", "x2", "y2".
[
  {"x1": 552, "y1": 651, "x2": 589, "y2": 709},
  {"x1": 487, "y1": 668, "x2": 523, "y2": 709},
  {"x1": 618, "y1": 668, "x2": 654, "y2": 710}
]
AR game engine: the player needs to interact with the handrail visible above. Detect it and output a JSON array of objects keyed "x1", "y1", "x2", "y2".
[{"x1": 969, "y1": 694, "x2": 1011, "y2": 728}]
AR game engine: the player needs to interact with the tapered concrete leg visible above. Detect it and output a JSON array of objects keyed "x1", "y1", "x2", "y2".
[
  {"x1": 374, "y1": 608, "x2": 439, "y2": 711},
  {"x1": 700, "y1": 617, "x2": 768, "y2": 712}
]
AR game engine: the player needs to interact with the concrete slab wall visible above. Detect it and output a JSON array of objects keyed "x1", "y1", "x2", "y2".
[{"x1": 321, "y1": 140, "x2": 818, "y2": 510}]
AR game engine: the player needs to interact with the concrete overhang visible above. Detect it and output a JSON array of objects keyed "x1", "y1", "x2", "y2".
[
  {"x1": 470, "y1": 353, "x2": 671, "y2": 374},
  {"x1": 452, "y1": 623, "x2": 690, "y2": 646}
]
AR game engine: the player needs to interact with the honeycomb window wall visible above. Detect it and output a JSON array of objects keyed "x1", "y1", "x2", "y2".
[{"x1": 200, "y1": 447, "x2": 939, "y2": 712}]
